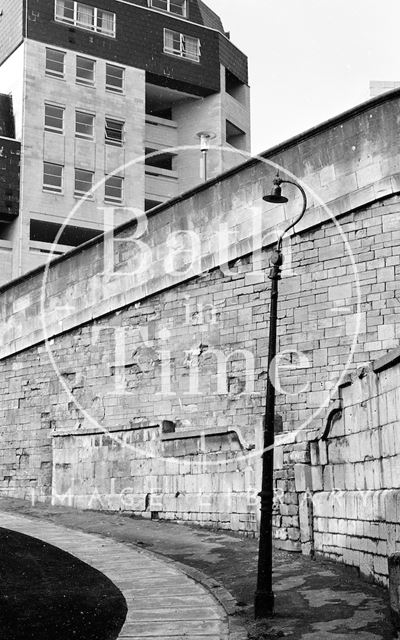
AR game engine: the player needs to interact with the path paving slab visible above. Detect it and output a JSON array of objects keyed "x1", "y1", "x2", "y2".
[
  {"x1": 0, "y1": 498, "x2": 394, "y2": 639},
  {"x1": 0, "y1": 512, "x2": 232, "y2": 639}
]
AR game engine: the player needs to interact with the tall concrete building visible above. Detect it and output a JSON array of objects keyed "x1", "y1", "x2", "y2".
[{"x1": 0, "y1": 0, "x2": 250, "y2": 280}]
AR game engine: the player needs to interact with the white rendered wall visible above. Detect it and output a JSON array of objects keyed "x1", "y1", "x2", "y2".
[
  {"x1": 172, "y1": 64, "x2": 251, "y2": 193},
  {"x1": 19, "y1": 39, "x2": 146, "y2": 275}
]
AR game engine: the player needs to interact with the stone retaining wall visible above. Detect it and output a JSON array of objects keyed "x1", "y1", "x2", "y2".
[
  {"x1": 1, "y1": 91, "x2": 400, "y2": 546},
  {"x1": 51, "y1": 423, "x2": 260, "y2": 534},
  {"x1": 273, "y1": 350, "x2": 400, "y2": 584}
]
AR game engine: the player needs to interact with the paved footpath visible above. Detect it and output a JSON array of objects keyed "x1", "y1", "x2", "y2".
[
  {"x1": 0, "y1": 499, "x2": 394, "y2": 640},
  {"x1": 0, "y1": 511, "x2": 242, "y2": 640}
]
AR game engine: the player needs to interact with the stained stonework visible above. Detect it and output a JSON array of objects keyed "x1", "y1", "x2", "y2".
[
  {"x1": 0, "y1": 91, "x2": 400, "y2": 560},
  {"x1": 274, "y1": 352, "x2": 400, "y2": 585}
]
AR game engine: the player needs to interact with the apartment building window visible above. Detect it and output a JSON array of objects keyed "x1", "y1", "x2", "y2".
[
  {"x1": 45, "y1": 48, "x2": 65, "y2": 78},
  {"x1": 105, "y1": 175, "x2": 123, "y2": 203},
  {"x1": 44, "y1": 104, "x2": 64, "y2": 133},
  {"x1": 76, "y1": 56, "x2": 95, "y2": 86},
  {"x1": 164, "y1": 29, "x2": 200, "y2": 62},
  {"x1": 55, "y1": 0, "x2": 116, "y2": 37},
  {"x1": 75, "y1": 110, "x2": 95, "y2": 139},
  {"x1": 43, "y1": 162, "x2": 63, "y2": 193},
  {"x1": 105, "y1": 118, "x2": 124, "y2": 146},
  {"x1": 74, "y1": 168, "x2": 94, "y2": 197},
  {"x1": 106, "y1": 64, "x2": 124, "y2": 93},
  {"x1": 150, "y1": 0, "x2": 187, "y2": 17}
]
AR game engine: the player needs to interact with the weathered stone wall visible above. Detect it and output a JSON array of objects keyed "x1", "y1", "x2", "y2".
[
  {"x1": 1, "y1": 190, "x2": 400, "y2": 539},
  {"x1": 2, "y1": 89, "x2": 400, "y2": 361},
  {"x1": 52, "y1": 424, "x2": 260, "y2": 534},
  {"x1": 276, "y1": 350, "x2": 400, "y2": 585},
  {"x1": 1, "y1": 91, "x2": 400, "y2": 544}
]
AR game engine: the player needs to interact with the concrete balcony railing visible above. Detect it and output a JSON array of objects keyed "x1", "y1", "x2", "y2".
[
  {"x1": 145, "y1": 167, "x2": 178, "y2": 202},
  {"x1": 30, "y1": 240, "x2": 75, "y2": 256},
  {"x1": 28, "y1": 240, "x2": 76, "y2": 271},
  {"x1": 0, "y1": 239, "x2": 13, "y2": 285},
  {"x1": 145, "y1": 115, "x2": 178, "y2": 150},
  {"x1": 0, "y1": 238, "x2": 12, "y2": 251}
]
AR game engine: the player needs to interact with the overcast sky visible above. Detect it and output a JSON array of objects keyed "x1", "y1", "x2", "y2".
[{"x1": 208, "y1": 0, "x2": 400, "y2": 154}]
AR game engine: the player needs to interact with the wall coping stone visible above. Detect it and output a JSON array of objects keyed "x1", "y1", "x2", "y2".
[
  {"x1": 52, "y1": 423, "x2": 159, "y2": 438},
  {"x1": 3, "y1": 91, "x2": 400, "y2": 361},
  {"x1": 4, "y1": 83, "x2": 400, "y2": 300},
  {"x1": 373, "y1": 346, "x2": 400, "y2": 374},
  {"x1": 161, "y1": 426, "x2": 254, "y2": 450}
]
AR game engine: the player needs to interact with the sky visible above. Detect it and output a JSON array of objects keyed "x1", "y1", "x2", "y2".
[{"x1": 207, "y1": 0, "x2": 400, "y2": 154}]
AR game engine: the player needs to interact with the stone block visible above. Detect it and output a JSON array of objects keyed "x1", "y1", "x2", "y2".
[
  {"x1": 273, "y1": 445, "x2": 284, "y2": 470},
  {"x1": 323, "y1": 466, "x2": 334, "y2": 491},
  {"x1": 374, "y1": 554, "x2": 388, "y2": 577},
  {"x1": 333, "y1": 464, "x2": 346, "y2": 490},
  {"x1": 288, "y1": 527, "x2": 300, "y2": 541},
  {"x1": 298, "y1": 493, "x2": 313, "y2": 545},
  {"x1": 328, "y1": 283, "x2": 352, "y2": 302},
  {"x1": 310, "y1": 441, "x2": 319, "y2": 466},
  {"x1": 344, "y1": 463, "x2": 356, "y2": 491},
  {"x1": 313, "y1": 348, "x2": 328, "y2": 367},
  {"x1": 387, "y1": 523, "x2": 398, "y2": 555},
  {"x1": 385, "y1": 490, "x2": 398, "y2": 523},
  {"x1": 318, "y1": 440, "x2": 328, "y2": 466},
  {"x1": 275, "y1": 539, "x2": 302, "y2": 552},
  {"x1": 393, "y1": 458, "x2": 400, "y2": 488},
  {"x1": 289, "y1": 449, "x2": 311, "y2": 464},
  {"x1": 311, "y1": 465, "x2": 323, "y2": 491},
  {"x1": 382, "y1": 458, "x2": 393, "y2": 488},
  {"x1": 294, "y1": 463, "x2": 312, "y2": 492},
  {"x1": 280, "y1": 503, "x2": 298, "y2": 517},
  {"x1": 274, "y1": 527, "x2": 288, "y2": 541}
]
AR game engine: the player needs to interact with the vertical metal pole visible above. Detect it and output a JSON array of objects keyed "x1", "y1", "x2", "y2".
[
  {"x1": 254, "y1": 247, "x2": 283, "y2": 618},
  {"x1": 201, "y1": 149, "x2": 208, "y2": 182}
]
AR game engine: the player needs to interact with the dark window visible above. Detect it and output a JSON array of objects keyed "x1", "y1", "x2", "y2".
[
  {"x1": 106, "y1": 64, "x2": 124, "y2": 93},
  {"x1": 45, "y1": 48, "x2": 65, "y2": 78},
  {"x1": 76, "y1": 56, "x2": 95, "y2": 85},
  {"x1": 55, "y1": 0, "x2": 115, "y2": 36},
  {"x1": 164, "y1": 29, "x2": 200, "y2": 62},
  {"x1": 43, "y1": 162, "x2": 63, "y2": 193},
  {"x1": 151, "y1": 0, "x2": 187, "y2": 17},
  {"x1": 105, "y1": 175, "x2": 123, "y2": 203},
  {"x1": 45, "y1": 104, "x2": 64, "y2": 133},
  {"x1": 74, "y1": 168, "x2": 94, "y2": 197},
  {"x1": 75, "y1": 111, "x2": 95, "y2": 138},
  {"x1": 105, "y1": 118, "x2": 124, "y2": 146}
]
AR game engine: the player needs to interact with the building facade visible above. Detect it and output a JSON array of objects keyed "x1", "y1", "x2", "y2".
[
  {"x1": 0, "y1": 93, "x2": 20, "y2": 283},
  {"x1": 0, "y1": 0, "x2": 250, "y2": 279}
]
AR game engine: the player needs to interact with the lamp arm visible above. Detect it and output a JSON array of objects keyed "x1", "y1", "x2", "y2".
[{"x1": 277, "y1": 180, "x2": 307, "y2": 251}]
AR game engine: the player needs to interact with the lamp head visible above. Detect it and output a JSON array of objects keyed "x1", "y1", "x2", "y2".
[
  {"x1": 196, "y1": 130, "x2": 215, "y2": 151},
  {"x1": 263, "y1": 177, "x2": 288, "y2": 204}
]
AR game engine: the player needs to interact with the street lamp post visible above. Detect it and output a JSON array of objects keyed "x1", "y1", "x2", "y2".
[
  {"x1": 196, "y1": 131, "x2": 215, "y2": 182},
  {"x1": 254, "y1": 175, "x2": 308, "y2": 619}
]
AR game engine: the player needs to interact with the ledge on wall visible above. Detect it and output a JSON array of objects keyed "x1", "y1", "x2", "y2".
[{"x1": 161, "y1": 425, "x2": 255, "y2": 451}]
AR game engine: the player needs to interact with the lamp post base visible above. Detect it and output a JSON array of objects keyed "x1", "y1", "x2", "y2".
[{"x1": 254, "y1": 590, "x2": 275, "y2": 618}]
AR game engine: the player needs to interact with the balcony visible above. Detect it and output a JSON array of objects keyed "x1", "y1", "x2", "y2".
[
  {"x1": 145, "y1": 166, "x2": 178, "y2": 202},
  {"x1": 28, "y1": 240, "x2": 75, "y2": 270},
  {"x1": 145, "y1": 114, "x2": 178, "y2": 151},
  {"x1": 0, "y1": 239, "x2": 12, "y2": 285}
]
